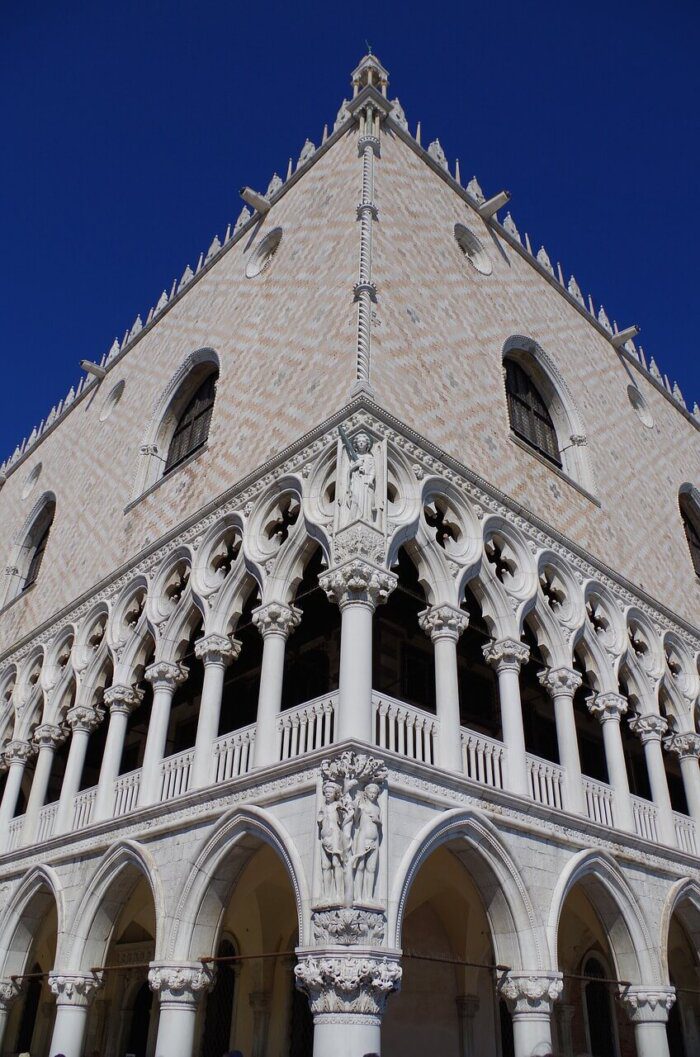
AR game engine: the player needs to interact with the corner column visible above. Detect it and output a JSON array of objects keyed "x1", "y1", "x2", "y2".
[
  {"x1": 418, "y1": 604, "x2": 469, "y2": 772},
  {"x1": 93, "y1": 685, "x2": 144, "y2": 822},
  {"x1": 320, "y1": 558, "x2": 397, "y2": 744},
  {"x1": 0, "y1": 740, "x2": 35, "y2": 850},
  {"x1": 664, "y1": 732, "x2": 700, "y2": 828},
  {"x1": 498, "y1": 971, "x2": 562, "y2": 1057},
  {"x1": 21, "y1": 723, "x2": 66, "y2": 845},
  {"x1": 54, "y1": 704, "x2": 104, "y2": 835},
  {"x1": 0, "y1": 980, "x2": 20, "y2": 1054},
  {"x1": 628, "y1": 713, "x2": 676, "y2": 845},
  {"x1": 619, "y1": 986, "x2": 675, "y2": 1057},
  {"x1": 140, "y1": 661, "x2": 188, "y2": 806},
  {"x1": 295, "y1": 951, "x2": 402, "y2": 1057},
  {"x1": 538, "y1": 667, "x2": 585, "y2": 814},
  {"x1": 252, "y1": 603, "x2": 301, "y2": 768},
  {"x1": 482, "y1": 639, "x2": 530, "y2": 797},
  {"x1": 586, "y1": 692, "x2": 635, "y2": 833},
  {"x1": 47, "y1": 971, "x2": 103, "y2": 1057},
  {"x1": 149, "y1": 963, "x2": 215, "y2": 1057},
  {"x1": 192, "y1": 633, "x2": 240, "y2": 788}
]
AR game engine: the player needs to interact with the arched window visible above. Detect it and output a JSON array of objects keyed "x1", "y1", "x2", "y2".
[
  {"x1": 164, "y1": 371, "x2": 217, "y2": 474},
  {"x1": 679, "y1": 485, "x2": 700, "y2": 578},
  {"x1": 6, "y1": 496, "x2": 56, "y2": 603},
  {"x1": 504, "y1": 358, "x2": 561, "y2": 466}
]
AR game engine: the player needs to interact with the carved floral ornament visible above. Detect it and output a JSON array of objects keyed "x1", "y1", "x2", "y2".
[
  {"x1": 619, "y1": 986, "x2": 676, "y2": 1023},
  {"x1": 294, "y1": 954, "x2": 402, "y2": 1017},
  {"x1": 1, "y1": 410, "x2": 698, "y2": 720},
  {"x1": 497, "y1": 972, "x2": 563, "y2": 1015},
  {"x1": 48, "y1": 971, "x2": 103, "y2": 1007},
  {"x1": 148, "y1": 963, "x2": 216, "y2": 1002}
]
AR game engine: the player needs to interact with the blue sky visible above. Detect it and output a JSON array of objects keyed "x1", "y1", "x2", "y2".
[{"x1": 2, "y1": 0, "x2": 698, "y2": 461}]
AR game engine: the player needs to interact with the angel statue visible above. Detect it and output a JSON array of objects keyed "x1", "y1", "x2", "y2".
[{"x1": 342, "y1": 429, "x2": 377, "y2": 524}]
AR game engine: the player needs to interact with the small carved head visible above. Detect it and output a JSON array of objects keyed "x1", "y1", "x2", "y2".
[
  {"x1": 322, "y1": 781, "x2": 341, "y2": 802},
  {"x1": 364, "y1": 783, "x2": 381, "y2": 801},
  {"x1": 353, "y1": 432, "x2": 372, "y2": 454}
]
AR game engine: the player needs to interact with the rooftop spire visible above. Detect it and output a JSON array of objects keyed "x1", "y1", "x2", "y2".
[{"x1": 351, "y1": 52, "x2": 389, "y2": 97}]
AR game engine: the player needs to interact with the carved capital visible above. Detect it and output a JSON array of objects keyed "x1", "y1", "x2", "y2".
[
  {"x1": 144, "y1": 660, "x2": 188, "y2": 691},
  {"x1": 538, "y1": 667, "x2": 582, "y2": 698},
  {"x1": 49, "y1": 971, "x2": 103, "y2": 1007},
  {"x1": 619, "y1": 985, "x2": 676, "y2": 1024},
  {"x1": 664, "y1": 731, "x2": 700, "y2": 760},
  {"x1": 0, "y1": 979, "x2": 21, "y2": 1011},
  {"x1": 497, "y1": 971, "x2": 563, "y2": 1016},
  {"x1": 482, "y1": 638, "x2": 530, "y2": 673},
  {"x1": 103, "y1": 683, "x2": 145, "y2": 715},
  {"x1": 294, "y1": 953, "x2": 401, "y2": 1018},
  {"x1": 628, "y1": 712, "x2": 668, "y2": 743},
  {"x1": 312, "y1": 909, "x2": 386, "y2": 946},
  {"x1": 587, "y1": 691, "x2": 628, "y2": 723},
  {"x1": 252, "y1": 602, "x2": 302, "y2": 639},
  {"x1": 320, "y1": 559, "x2": 397, "y2": 611},
  {"x1": 194, "y1": 633, "x2": 241, "y2": 666},
  {"x1": 333, "y1": 523, "x2": 386, "y2": 565},
  {"x1": 3, "y1": 739, "x2": 36, "y2": 764},
  {"x1": 418, "y1": 604, "x2": 469, "y2": 642},
  {"x1": 148, "y1": 962, "x2": 216, "y2": 1005},
  {"x1": 32, "y1": 723, "x2": 67, "y2": 751},
  {"x1": 456, "y1": 992, "x2": 480, "y2": 1019},
  {"x1": 66, "y1": 703, "x2": 105, "y2": 734}
]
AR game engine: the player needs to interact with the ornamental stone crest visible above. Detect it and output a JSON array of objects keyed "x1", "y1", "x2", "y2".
[{"x1": 316, "y1": 752, "x2": 387, "y2": 907}]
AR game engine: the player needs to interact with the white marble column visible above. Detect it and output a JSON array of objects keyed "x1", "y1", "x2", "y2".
[
  {"x1": 252, "y1": 603, "x2": 301, "y2": 768},
  {"x1": 21, "y1": 723, "x2": 66, "y2": 845},
  {"x1": 664, "y1": 732, "x2": 700, "y2": 827},
  {"x1": 619, "y1": 986, "x2": 675, "y2": 1057},
  {"x1": 249, "y1": 989, "x2": 271, "y2": 1057},
  {"x1": 93, "y1": 685, "x2": 144, "y2": 822},
  {"x1": 482, "y1": 639, "x2": 530, "y2": 797},
  {"x1": 54, "y1": 704, "x2": 104, "y2": 836},
  {"x1": 192, "y1": 633, "x2": 240, "y2": 787},
  {"x1": 295, "y1": 951, "x2": 402, "y2": 1057},
  {"x1": 419, "y1": 604, "x2": 469, "y2": 772},
  {"x1": 140, "y1": 661, "x2": 188, "y2": 806},
  {"x1": 455, "y1": 993, "x2": 479, "y2": 1057},
  {"x1": 0, "y1": 980, "x2": 20, "y2": 1054},
  {"x1": 321, "y1": 558, "x2": 397, "y2": 744},
  {"x1": 538, "y1": 667, "x2": 585, "y2": 814},
  {"x1": 0, "y1": 740, "x2": 35, "y2": 850},
  {"x1": 628, "y1": 713, "x2": 676, "y2": 846},
  {"x1": 149, "y1": 963, "x2": 215, "y2": 1057},
  {"x1": 498, "y1": 971, "x2": 562, "y2": 1057},
  {"x1": 586, "y1": 692, "x2": 635, "y2": 833},
  {"x1": 47, "y1": 971, "x2": 103, "y2": 1057}
]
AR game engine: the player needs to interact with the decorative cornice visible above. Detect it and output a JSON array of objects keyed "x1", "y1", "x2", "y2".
[
  {"x1": 482, "y1": 638, "x2": 530, "y2": 673},
  {"x1": 252, "y1": 602, "x2": 302, "y2": 639},
  {"x1": 194, "y1": 633, "x2": 241, "y2": 666},
  {"x1": 587, "y1": 691, "x2": 628, "y2": 723},
  {"x1": 320, "y1": 559, "x2": 397, "y2": 610},
  {"x1": 497, "y1": 971, "x2": 563, "y2": 1015},
  {"x1": 418, "y1": 604, "x2": 469, "y2": 642},
  {"x1": 538, "y1": 667, "x2": 582, "y2": 698}
]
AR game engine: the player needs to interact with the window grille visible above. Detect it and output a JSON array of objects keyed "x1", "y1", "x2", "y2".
[
  {"x1": 679, "y1": 493, "x2": 700, "y2": 578},
  {"x1": 22, "y1": 501, "x2": 55, "y2": 592},
  {"x1": 165, "y1": 372, "x2": 217, "y2": 474},
  {"x1": 504, "y1": 359, "x2": 561, "y2": 466}
]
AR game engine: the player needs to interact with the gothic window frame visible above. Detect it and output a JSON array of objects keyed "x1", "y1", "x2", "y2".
[
  {"x1": 133, "y1": 348, "x2": 220, "y2": 498},
  {"x1": 502, "y1": 336, "x2": 595, "y2": 494},
  {"x1": 504, "y1": 358, "x2": 561, "y2": 466},
  {"x1": 2, "y1": 492, "x2": 57, "y2": 607},
  {"x1": 679, "y1": 484, "x2": 700, "y2": 579}
]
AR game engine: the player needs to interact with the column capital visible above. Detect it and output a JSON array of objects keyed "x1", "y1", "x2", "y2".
[
  {"x1": 664, "y1": 731, "x2": 700, "y2": 760},
  {"x1": 252, "y1": 602, "x2": 302, "y2": 639},
  {"x1": 497, "y1": 970, "x2": 563, "y2": 1015},
  {"x1": 3, "y1": 738, "x2": 36, "y2": 764},
  {"x1": 587, "y1": 691, "x2": 628, "y2": 723},
  {"x1": 0, "y1": 978, "x2": 21, "y2": 1011},
  {"x1": 103, "y1": 683, "x2": 145, "y2": 715},
  {"x1": 538, "y1": 666, "x2": 582, "y2": 697},
  {"x1": 294, "y1": 951, "x2": 402, "y2": 1021},
  {"x1": 628, "y1": 712, "x2": 668, "y2": 744},
  {"x1": 144, "y1": 660, "x2": 189, "y2": 691},
  {"x1": 66, "y1": 703, "x2": 105, "y2": 734},
  {"x1": 619, "y1": 985, "x2": 676, "y2": 1024},
  {"x1": 482, "y1": 638, "x2": 530, "y2": 673},
  {"x1": 418, "y1": 604, "x2": 469, "y2": 641},
  {"x1": 319, "y1": 559, "x2": 397, "y2": 611},
  {"x1": 48, "y1": 971, "x2": 103, "y2": 1007},
  {"x1": 194, "y1": 633, "x2": 241, "y2": 666},
  {"x1": 32, "y1": 723, "x2": 68, "y2": 750},
  {"x1": 148, "y1": 962, "x2": 216, "y2": 1006}
]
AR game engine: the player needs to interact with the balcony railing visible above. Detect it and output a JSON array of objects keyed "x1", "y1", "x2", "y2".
[
  {"x1": 631, "y1": 794, "x2": 659, "y2": 843},
  {"x1": 114, "y1": 768, "x2": 141, "y2": 818},
  {"x1": 277, "y1": 694, "x2": 337, "y2": 762},
  {"x1": 461, "y1": 728, "x2": 505, "y2": 790},
  {"x1": 583, "y1": 776, "x2": 615, "y2": 827},
  {"x1": 674, "y1": 811, "x2": 697, "y2": 855},
  {"x1": 37, "y1": 802, "x2": 57, "y2": 843},
  {"x1": 214, "y1": 724, "x2": 256, "y2": 782},
  {"x1": 72, "y1": 786, "x2": 97, "y2": 830},
  {"x1": 527, "y1": 754, "x2": 564, "y2": 810},
  {"x1": 373, "y1": 693, "x2": 438, "y2": 765},
  {"x1": 160, "y1": 748, "x2": 194, "y2": 802},
  {"x1": 7, "y1": 816, "x2": 23, "y2": 852}
]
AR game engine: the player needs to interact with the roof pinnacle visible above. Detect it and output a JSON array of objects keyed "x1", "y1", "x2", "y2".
[{"x1": 351, "y1": 52, "x2": 389, "y2": 97}]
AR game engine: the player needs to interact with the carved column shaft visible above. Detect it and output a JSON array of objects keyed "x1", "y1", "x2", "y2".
[
  {"x1": 620, "y1": 985, "x2": 675, "y2": 1057},
  {"x1": 498, "y1": 971, "x2": 562, "y2": 1057},
  {"x1": 54, "y1": 704, "x2": 105, "y2": 836},
  {"x1": 628, "y1": 713, "x2": 676, "y2": 846},
  {"x1": 0, "y1": 981, "x2": 20, "y2": 1054},
  {"x1": 149, "y1": 962, "x2": 215, "y2": 1057},
  {"x1": 140, "y1": 661, "x2": 188, "y2": 806},
  {"x1": 252, "y1": 604, "x2": 301, "y2": 768},
  {"x1": 665, "y1": 732, "x2": 700, "y2": 828},
  {"x1": 93, "y1": 684, "x2": 144, "y2": 822},
  {"x1": 587, "y1": 692, "x2": 635, "y2": 832},
  {"x1": 483, "y1": 640, "x2": 530, "y2": 797},
  {"x1": 0, "y1": 740, "x2": 35, "y2": 850},
  {"x1": 538, "y1": 668, "x2": 585, "y2": 814},
  {"x1": 420, "y1": 604, "x2": 469, "y2": 773},
  {"x1": 192, "y1": 634, "x2": 240, "y2": 787},
  {"x1": 48, "y1": 972, "x2": 103, "y2": 1057},
  {"x1": 22, "y1": 723, "x2": 65, "y2": 845}
]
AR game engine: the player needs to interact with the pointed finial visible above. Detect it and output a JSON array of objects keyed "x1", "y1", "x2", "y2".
[
  {"x1": 286, "y1": 157, "x2": 293, "y2": 179},
  {"x1": 415, "y1": 121, "x2": 421, "y2": 145},
  {"x1": 503, "y1": 213, "x2": 521, "y2": 243},
  {"x1": 322, "y1": 123, "x2": 328, "y2": 143},
  {"x1": 455, "y1": 159, "x2": 461, "y2": 185},
  {"x1": 536, "y1": 246, "x2": 553, "y2": 275}
]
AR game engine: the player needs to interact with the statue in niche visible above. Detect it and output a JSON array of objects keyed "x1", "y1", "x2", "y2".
[
  {"x1": 335, "y1": 428, "x2": 387, "y2": 536},
  {"x1": 317, "y1": 752, "x2": 387, "y2": 905}
]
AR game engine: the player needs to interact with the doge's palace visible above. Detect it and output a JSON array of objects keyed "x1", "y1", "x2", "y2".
[{"x1": 0, "y1": 52, "x2": 698, "y2": 1057}]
